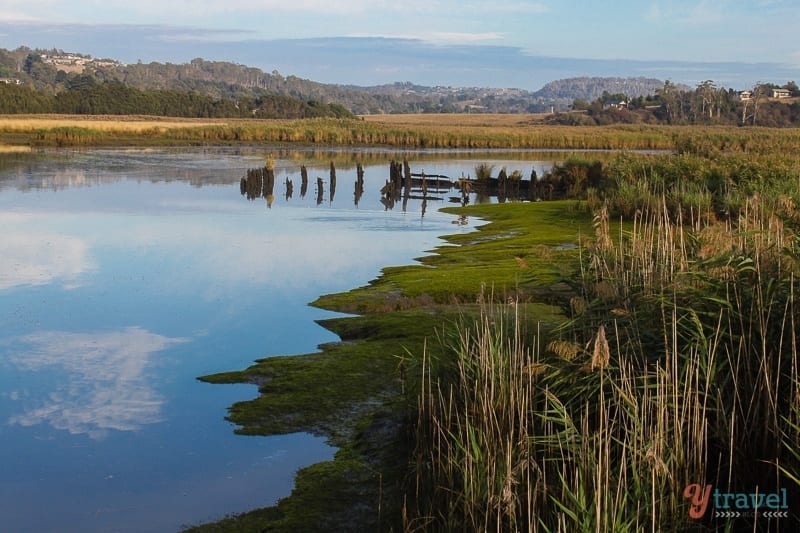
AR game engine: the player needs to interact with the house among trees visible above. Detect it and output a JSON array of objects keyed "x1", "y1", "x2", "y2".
[
  {"x1": 771, "y1": 88, "x2": 791, "y2": 99},
  {"x1": 0, "y1": 77, "x2": 21, "y2": 85},
  {"x1": 602, "y1": 99, "x2": 628, "y2": 110},
  {"x1": 738, "y1": 90, "x2": 752, "y2": 101}
]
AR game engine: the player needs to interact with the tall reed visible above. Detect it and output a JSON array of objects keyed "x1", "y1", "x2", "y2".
[{"x1": 407, "y1": 195, "x2": 800, "y2": 530}]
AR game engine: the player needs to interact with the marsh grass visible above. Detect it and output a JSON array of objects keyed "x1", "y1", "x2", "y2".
[
  {"x1": 409, "y1": 194, "x2": 800, "y2": 531},
  {"x1": 6, "y1": 115, "x2": 800, "y2": 154}
]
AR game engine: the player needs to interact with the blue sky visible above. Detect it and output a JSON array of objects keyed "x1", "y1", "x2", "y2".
[{"x1": 0, "y1": 0, "x2": 797, "y2": 90}]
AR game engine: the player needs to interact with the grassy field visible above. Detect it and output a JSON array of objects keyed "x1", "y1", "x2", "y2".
[
  {"x1": 359, "y1": 112, "x2": 551, "y2": 127},
  {"x1": 3, "y1": 114, "x2": 800, "y2": 154},
  {"x1": 0, "y1": 114, "x2": 224, "y2": 130}
]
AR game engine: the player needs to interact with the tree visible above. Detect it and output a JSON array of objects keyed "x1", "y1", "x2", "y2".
[
  {"x1": 657, "y1": 80, "x2": 677, "y2": 124},
  {"x1": 742, "y1": 83, "x2": 768, "y2": 126},
  {"x1": 784, "y1": 81, "x2": 800, "y2": 97},
  {"x1": 696, "y1": 80, "x2": 717, "y2": 120}
]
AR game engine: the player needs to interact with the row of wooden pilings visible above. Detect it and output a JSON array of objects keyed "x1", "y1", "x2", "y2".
[
  {"x1": 240, "y1": 159, "x2": 535, "y2": 208},
  {"x1": 240, "y1": 161, "x2": 367, "y2": 207}
]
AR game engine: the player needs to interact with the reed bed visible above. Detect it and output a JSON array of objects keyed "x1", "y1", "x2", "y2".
[
  {"x1": 5, "y1": 115, "x2": 800, "y2": 154},
  {"x1": 408, "y1": 192, "x2": 800, "y2": 530}
]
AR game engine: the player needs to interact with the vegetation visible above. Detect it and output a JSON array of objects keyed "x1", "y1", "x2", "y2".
[
  {"x1": 406, "y1": 145, "x2": 800, "y2": 530},
  {"x1": 3, "y1": 47, "x2": 798, "y2": 118},
  {"x1": 187, "y1": 127, "x2": 800, "y2": 531},
  {"x1": 0, "y1": 48, "x2": 677, "y2": 114},
  {"x1": 5, "y1": 115, "x2": 800, "y2": 154},
  {"x1": 551, "y1": 80, "x2": 800, "y2": 127},
  {"x1": 0, "y1": 77, "x2": 353, "y2": 119},
  {"x1": 8, "y1": 100, "x2": 797, "y2": 529}
]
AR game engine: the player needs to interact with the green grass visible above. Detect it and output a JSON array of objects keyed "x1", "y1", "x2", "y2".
[
  {"x1": 190, "y1": 200, "x2": 591, "y2": 531},
  {"x1": 315, "y1": 201, "x2": 593, "y2": 313},
  {"x1": 406, "y1": 170, "x2": 800, "y2": 531}
]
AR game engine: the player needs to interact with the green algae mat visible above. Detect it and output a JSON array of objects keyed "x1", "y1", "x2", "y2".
[{"x1": 188, "y1": 200, "x2": 592, "y2": 532}]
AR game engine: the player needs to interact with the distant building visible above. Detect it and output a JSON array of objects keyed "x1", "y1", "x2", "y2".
[
  {"x1": 603, "y1": 100, "x2": 628, "y2": 110},
  {"x1": 772, "y1": 88, "x2": 791, "y2": 99},
  {"x1": 0, "y1": 78, "x2": 21, "y2": 85},
  {"x1": 738, "y1": 90, "x2": 752, "y2": 101}
]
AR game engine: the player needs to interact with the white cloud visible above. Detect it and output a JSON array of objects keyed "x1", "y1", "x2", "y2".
[
  {"x1": 644, "y1": 0, "x2": 728, "y2": 25},
  {"x1": 682, "y1": 0, "x2": 725, "y2": 24},
  {"x1": 646, "y1": 2, "x2": 663, "y2": 21},
  {"x1": 347, "y1": 31, "x2": 505, "y2": 44},
  {"x1": 0, "y1": 214, "x2": 93, "y2": 290},
  {"x1": 0, "y1": 0, "x2": 546, "y2": 26},
  {"x1": 472, "y1": 1, "x2": 550, "y2": 13},
  {"x1": 7, "y1": 327, "x2": 186, "y2": 439},
  {"x1": 0, "y1": 0, "x2": 419, "y2": 23},
  {"x1": 427, "y1": 32, "x2": 507, "y2": 44}
]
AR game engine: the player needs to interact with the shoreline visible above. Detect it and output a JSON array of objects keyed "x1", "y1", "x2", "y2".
[{"x1": 187, "y1": 200, "x2": 592, "y2": 531}]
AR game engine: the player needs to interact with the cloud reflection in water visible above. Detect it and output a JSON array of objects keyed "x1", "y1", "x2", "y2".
[
  {"x1": 0, "y1": 214, "x2": 93, "y2": 290},
  {"x1": 7, "y1": 327, "x2": 187, "y2": 439}
]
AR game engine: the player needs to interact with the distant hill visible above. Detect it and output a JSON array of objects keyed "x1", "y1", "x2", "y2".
[
  {"x1": 534, "y1": 77, "x2": 669, "y2": 101},
  {"x1": 0, "y1": 47, "x2": 674, "y2": 114},
  {"x1": 531, "y1": 77, "x2": 686, "y2": 109}
]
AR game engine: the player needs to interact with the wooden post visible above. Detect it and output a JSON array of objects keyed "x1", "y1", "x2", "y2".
[
  {"x1": 300, "y1": 165, "x2": 309, "y2": 198},
  {"x1": 403, "y1": 159, "x2": 411, "y2": 198}
]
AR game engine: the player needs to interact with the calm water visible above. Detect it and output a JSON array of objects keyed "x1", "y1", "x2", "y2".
[{"x1": 0, "y1": 147, "x2": 556, "y2": 532}]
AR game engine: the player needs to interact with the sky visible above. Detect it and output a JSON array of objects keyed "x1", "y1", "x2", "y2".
[{"x1": 0, "y1": 0, "x2": 797, "y2": 90}]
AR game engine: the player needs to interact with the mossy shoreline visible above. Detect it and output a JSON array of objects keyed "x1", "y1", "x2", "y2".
[{"x1": 185, "y1": 201, "x2": 592, "y2": 532}]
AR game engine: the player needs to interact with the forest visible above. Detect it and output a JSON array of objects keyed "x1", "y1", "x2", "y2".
[
  {"x1": 551, "y1": 81, "x2": 800, "y2": 127},
  {"x1": 3, "y1": 46, "x2": 797, "y2": 121},
  {"x1": 0, "y1": 51, "x2": 352, "y2": 119},
  {"x1": 0, "y1": 77, "x2": 352, "y2": 119}
]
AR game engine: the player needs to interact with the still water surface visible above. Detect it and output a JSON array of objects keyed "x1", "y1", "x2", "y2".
[{"x1": 0, "y1": 147, "x2": 557, "y2": 532}]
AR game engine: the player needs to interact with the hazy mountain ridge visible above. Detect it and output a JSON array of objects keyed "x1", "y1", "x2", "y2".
[
  {"x1": 534, "y1": 77, "x2": 672, "y2": 101},
  {"x1": 1, "y1": 47, "x2": 671, "y2": 114}
]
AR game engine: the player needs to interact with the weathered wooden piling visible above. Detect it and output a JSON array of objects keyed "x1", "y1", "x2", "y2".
[
  {"x1": 403, "y1": 159, "x2": 411, "y2": 198},
  {"x1": 300, "y1": 165, "x2": 309, "y2": 198},
  {"x1": 241, "y1": 166, "x2": 275, "y2": 201},
  {"x1": 329, "y1": 161, "x2": 336, "y2": 203},
  {"x1": 354, "y1": 163, "x2": 364, "y2": 206},
  {"x1": 316, "y1": 177, "x2": 324, "y2": 205},
  {"x1": 285, "y1": 177, "x2": 293, "y2": 200},
  {"x1": 390, "y1": 161, "x2": 403, "y2": 198},
  {"x1": 263, "y1": 167, "x2": 275, "y2": 198},
  {"x1": 497, "y1": 167, "x2": 508, "y2": 203}
]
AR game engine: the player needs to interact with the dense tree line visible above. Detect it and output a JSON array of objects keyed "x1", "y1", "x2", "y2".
[
  {"x1": 0, "y1": 74, "x2": 352, "y2": 119},
  {"x1": 552, "y1": 80, "x2": 800, "y2": 127}
]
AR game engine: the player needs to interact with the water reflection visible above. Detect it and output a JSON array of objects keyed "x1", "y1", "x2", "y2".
[
  {"x1": 240, "y1": 159, "x2": 541, "y2": 212},
  {"x1": 6, "y1": 327, "x2": 186, "y2": 439},
  {"x1": 0, "y1": 213, "x2": 93, "y2": 290},
  {"x1": 0, "y1": 147, "x2": 562, "y2": 531}
]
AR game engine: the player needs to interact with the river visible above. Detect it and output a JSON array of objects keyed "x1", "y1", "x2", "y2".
[{"x1": 0, "y1": 146, "x2": 557, "y2": 532}]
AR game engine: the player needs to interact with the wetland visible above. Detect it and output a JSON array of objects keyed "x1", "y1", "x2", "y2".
[{"x1": 0, "y1": 145, "x2": 562, "y2": 531}]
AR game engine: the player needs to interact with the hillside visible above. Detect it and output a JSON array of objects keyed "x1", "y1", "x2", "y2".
[
  {"x1": 531, "y1": 76, "x2": 687, "y2": 109},
  {"x1": 0, "y1": 47, "x2": 673, "y2": 114}
]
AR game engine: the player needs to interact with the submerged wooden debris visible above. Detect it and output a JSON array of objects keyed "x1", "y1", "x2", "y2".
[{"x1": 241, "y1": 159, "x2": 540, "y2": 210}]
